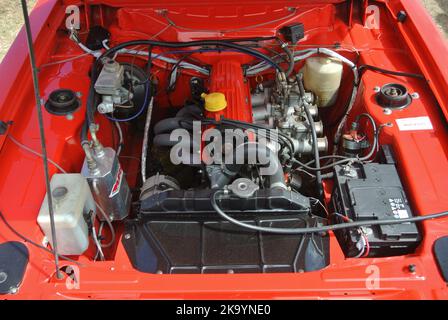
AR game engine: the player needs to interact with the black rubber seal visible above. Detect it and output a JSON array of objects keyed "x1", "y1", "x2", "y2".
[
  {"x1": 376, "y1": 83, "x2": 412, "y2": 109},
  {"x1": 0, "y1": 241, "x2": 29, "y2": 294},
  {"x1": 45, "y1": 89, "x2": 80, "y2": 116}
]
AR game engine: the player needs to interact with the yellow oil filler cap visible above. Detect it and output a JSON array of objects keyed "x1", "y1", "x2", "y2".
[{"x1": 201, "y1": 92, "x2": 227, "y2": 112}]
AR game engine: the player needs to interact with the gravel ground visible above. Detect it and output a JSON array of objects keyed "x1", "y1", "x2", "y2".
[
  {"x1": 0, "y1": 0, "x2": 446, "y2": 63},
  {"x1": 421, "y1": 0, "x2": 448, "y2": 38},
  {"x1": 0, "y1": 0, "x2": 36, "y2": 62}
]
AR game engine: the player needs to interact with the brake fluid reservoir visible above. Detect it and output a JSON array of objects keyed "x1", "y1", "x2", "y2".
[
  {"x1": 303, "y1": 56, "x2": 343, "y2": 108},
  {"x1": 37, "y1": 174, "x2": 93, "y2": 255}
]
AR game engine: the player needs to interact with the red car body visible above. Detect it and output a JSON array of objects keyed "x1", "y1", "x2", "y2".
[{"x1": 0, "y1": 0, "x2": 448, "y2": 299}]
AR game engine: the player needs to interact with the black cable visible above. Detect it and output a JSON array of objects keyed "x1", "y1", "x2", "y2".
[
  {"x1": 133, "y1": 45, "x2": 154, "y2": 86},
  {"x1": 277, "y1": 38, "x2": 295, "y2": 77},
  {"x1": 0, "y1": 210, "x2": 83, "y2": 266},
  {"x1": 357, "y1": 64, "x2": 426, "y2": 86},
  {"x1": 100, "y1": 40, "x2": 282, "y2": 73},
  {"x1": 166, "y1": 52, "x2": 193, "y2": 93},
  {"x1": 297, "y1": 73, "x2": 322, "y2": 198},
  {"x1": 211, "y1": 190, "x2": 448, "y2": 235}
]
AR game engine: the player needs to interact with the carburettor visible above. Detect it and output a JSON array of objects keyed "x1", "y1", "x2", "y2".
[{"x1": 251, "y1": 72, "x2": 328, "y2": 156}]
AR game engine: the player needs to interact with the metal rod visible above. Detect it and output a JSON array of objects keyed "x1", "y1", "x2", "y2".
[{"x1": 20, "y1": 0, "x2": 62, "y2": 279}]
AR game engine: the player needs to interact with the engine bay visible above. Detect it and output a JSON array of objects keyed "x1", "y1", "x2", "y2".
[
  {"x1": 3, "y1": 1, "x2": 448, "y2": 289},
  {"x1": 37, "y1": 3, "x2": 425, "y2": 274}
]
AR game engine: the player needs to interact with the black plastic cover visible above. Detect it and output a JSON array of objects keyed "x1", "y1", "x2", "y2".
[
  {"x1": 123, "y1": 214, "x2": 329, "y2": 274},
  {"x1": 0, "y1": 241, "x2": 29, "y2": 294},
  {"x1": 86, "y1": 26, "x2": 111, "y2": 51},
  {"x1": 280, "y1": 23, "x2": 305, "y2": 44},
  {"x1": 331, "y1": 163, "x2": 421, "y2": 257},
  {"x1": 434, "y1": 237, "x2": 448, "y2": 282},
  {"x1": 140, "y1": 188, "x2": 310, "y2": 214}
]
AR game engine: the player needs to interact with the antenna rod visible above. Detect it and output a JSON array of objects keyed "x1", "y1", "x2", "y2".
[{"x1": 20, "y1": 0, "x2": 62, "y2": 279}]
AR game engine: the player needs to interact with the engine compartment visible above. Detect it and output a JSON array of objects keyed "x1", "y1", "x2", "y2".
[
  {"x1": 1, "y1": 0, "x2": 448, "y2": 294},
  {"x1": 50, "y1": 2, "x2": 425, "y2": 273},
  {"x1": 28, "y1": 3, "x2": 425, "y2": 270}
]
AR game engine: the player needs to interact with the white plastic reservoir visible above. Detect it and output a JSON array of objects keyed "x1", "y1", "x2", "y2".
[
  {"x1": 38, "y1": 174, "x2": 94, "y2": 255},
  {"x1": 303, "y1": 56, "x2": 343, "y2": 108}
]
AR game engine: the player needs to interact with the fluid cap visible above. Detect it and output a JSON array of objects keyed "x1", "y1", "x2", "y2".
[{"x1": 201, "y1": 92, "x2": 227, "y2": 112}]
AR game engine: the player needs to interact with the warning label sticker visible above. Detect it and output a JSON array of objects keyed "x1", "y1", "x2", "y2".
[
  {"x1": 389, "y1": 198, "x2": 409, "y2": 219},
  {"x1": 396, "y1": 116, "x2": 433, "y2": 131}
]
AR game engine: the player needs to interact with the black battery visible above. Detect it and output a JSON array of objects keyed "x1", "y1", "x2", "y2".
[{"x1": 331, "y1": 162, "x2": 421, "y2": 257}]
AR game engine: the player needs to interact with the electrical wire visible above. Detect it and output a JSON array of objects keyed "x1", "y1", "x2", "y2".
[
  {"x1": 353, "y1": 234, "x2": 366, "y2": 258},
  {"x1": 297, "y1": 72, "x2": 322, "y2": 198},
  {"x1": 109, "y1": 48, "x2": 210, "y2": 75},
  {"x1": 310, "y1": 197, "x2": 329, "y2": 217},
  {"x1": 39, "y1": 53, "x2": 92, "y2": 69},
  {"x1": 7, "y1": 134, "x2": 67, "y2": 173},
  {"x1": 99, "y1": 40, "x2": 282, "y2": 72},
  {"x1": 105, "y1": 79, "x2": 150, "y2": 122},
  {"x1": 357, "y1": 64, "x2": 426, "y2": 86},
  {"x1": 166, "y1": 52, "x2": 194, "y2": 92},
  {"x1": 114, "y1": 122, "x2": 124, "y2": 156},
  {"x1": 333, "y1": 212, "x2": 352, "y2": 222},
  {"x1": 94, "y1": 221, "x2": 106, "y2": 261},
  {"x1": 301, "y1": 155, "x2": 350, "y2": 166},
  {"x1": 362, "y1": 233, "x2": 370, "y2": 257},
  {"x1": 211, "y1": 190, "x2": 448, "y2": 234},
  {"x1": 94, "y1": 202, "x2": 116, "y2": 248},
  {"x1": 90, "y1": 212, "x2": 105, "y2": 261}
]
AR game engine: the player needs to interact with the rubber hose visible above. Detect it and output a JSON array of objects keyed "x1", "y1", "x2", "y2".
[
  {"x1": 154, "y1": 117, "x2": 193, "y2": 135},
  {"x1": 176, "y1": 104, "x2": 203, "y2": 118}
]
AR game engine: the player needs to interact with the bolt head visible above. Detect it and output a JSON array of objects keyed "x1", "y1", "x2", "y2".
[
  {"x1": 9, "y1": 286, "x2": 18, "y2": 294},
  {"x1": 411, "y1": 92, "x2": 420, "y2": 99}
]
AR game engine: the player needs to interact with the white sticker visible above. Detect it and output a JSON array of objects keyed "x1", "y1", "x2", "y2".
[
  {"x1": 389, "y1": 198, "x2": 409, "y2": 219},
  {"x1": 396, "y1": 116, "x2": 433, "y2": 131},
  {"x1": 397, "y1": 209, "x2": 409, "y2": 219}
]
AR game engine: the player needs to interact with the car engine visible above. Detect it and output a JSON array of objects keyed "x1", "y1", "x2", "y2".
[{"x1": 33, "y1": 14, "x2": 423, "y2": 275}]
